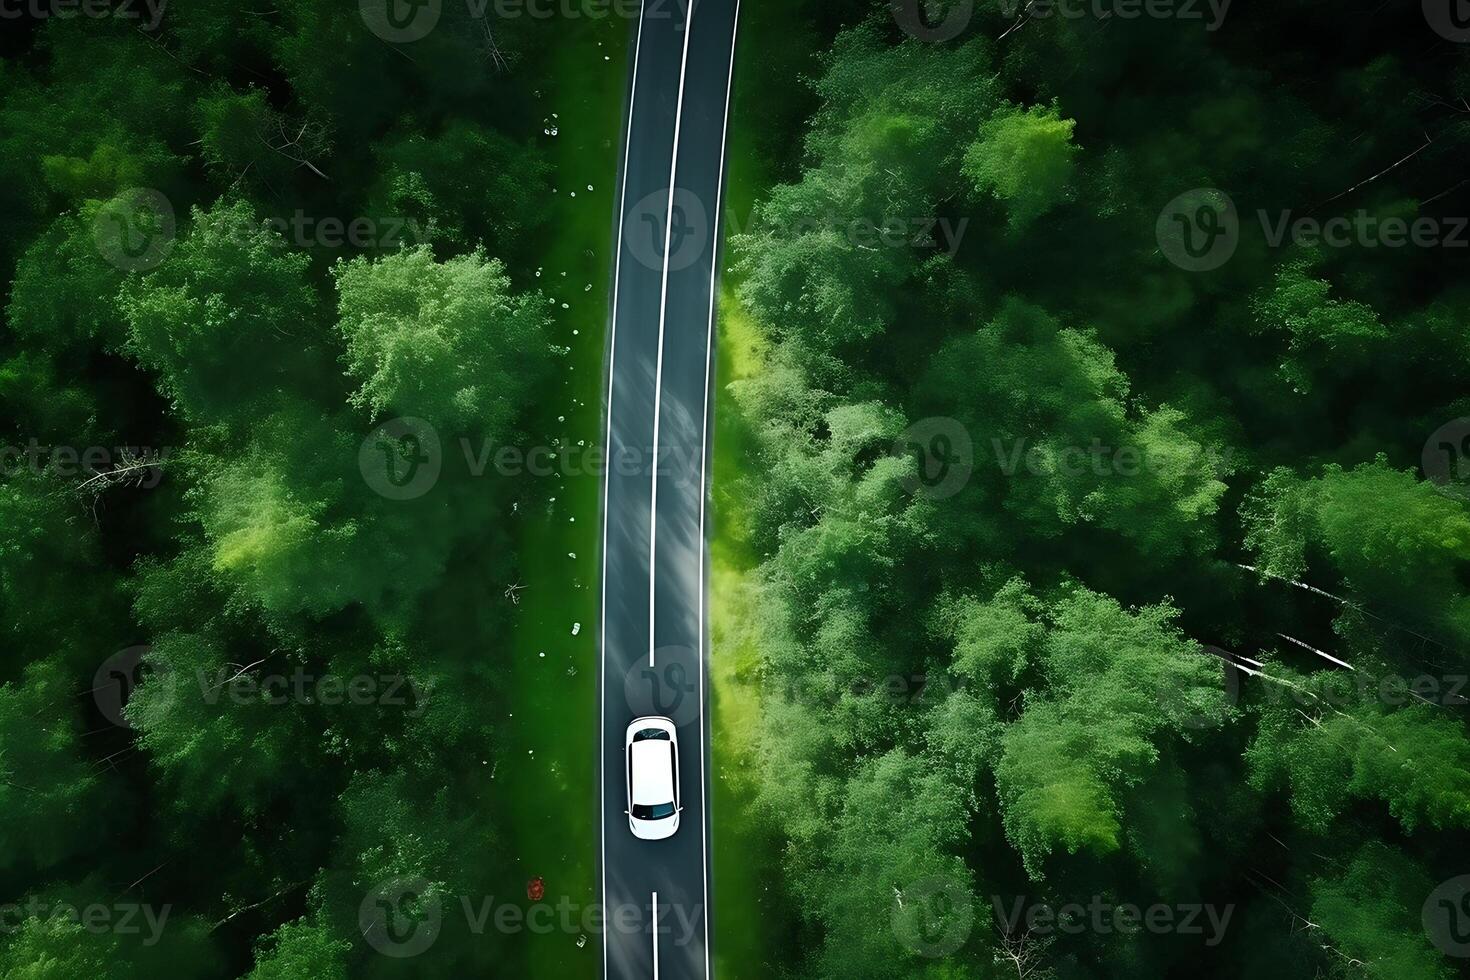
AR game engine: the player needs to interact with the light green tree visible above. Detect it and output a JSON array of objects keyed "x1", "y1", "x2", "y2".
[
  {"x1": 334, "y1": 246, "x2": 551, "y2": 436},
  {"x1": 963, "y1": 103, "x2": 1079, "y2": 232}
]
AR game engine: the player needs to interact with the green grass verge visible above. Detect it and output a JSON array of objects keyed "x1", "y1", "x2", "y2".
[
  {"x1": 709, "y1": 3, "x2": 827, "y2": 973},
  {"x1": 710, "y1": 285, "x2": 796, "y2": 980},
  {"x1": 499, "y1": 16, "x2": 628, "y2": 977}
]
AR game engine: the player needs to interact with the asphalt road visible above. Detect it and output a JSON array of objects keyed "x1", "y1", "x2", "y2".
[{"x1": 597, "y1": 0, "x2": 740, "y2": 978}]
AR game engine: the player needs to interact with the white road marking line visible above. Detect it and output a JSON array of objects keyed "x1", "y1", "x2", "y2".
[
  {"x1": 601, "y1": 3, "x2": 648, "y2": 977},
  {"x1": 697, "y1": 4, "x2": 741, "y2": 977},
  {"x1": 648, "y1": 0, "x2": 698, "y2": 670},
  {"x1": 652, "y1": 891, "x2": 661, "y2": 980}
]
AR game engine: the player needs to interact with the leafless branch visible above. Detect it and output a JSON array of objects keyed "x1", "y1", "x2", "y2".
[
  {"x1": 210, "y1": 880, "x2": 310, "y2": 932},
  {"x1": 1319, "y1": 134, "x2": 1434, "y2": 207}
]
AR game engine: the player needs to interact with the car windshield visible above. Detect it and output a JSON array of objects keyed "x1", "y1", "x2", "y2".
[{"x1": 632, "y1": 802, "x2": 676, "y2": 820}]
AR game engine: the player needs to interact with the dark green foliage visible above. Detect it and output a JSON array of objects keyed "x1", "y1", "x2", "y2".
[
  {"x1": 119, "y1": 198, "x2": 329, "y2": 426},
  {"x1": 367, "y1": 122, "x2": 552, "y2": 260},
  {"x1": 1310, "y1": 844, "x2": 1454, "y2": 980},
  {"x1": 0, "y1": 9, "x2": 562, "y2": 978}
]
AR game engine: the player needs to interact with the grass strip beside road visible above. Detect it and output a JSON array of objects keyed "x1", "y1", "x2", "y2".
[
  {"x1": 500, "y1": 17, "x2": 629, "y2": 978},
  {"x1": 710, "y1": 4, "x2": 827, "y2": 974}
]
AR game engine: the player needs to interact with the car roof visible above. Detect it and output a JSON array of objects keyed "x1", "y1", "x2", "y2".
[{"x1": 630, "y1": 739, "x2": 674, "y2": 806}]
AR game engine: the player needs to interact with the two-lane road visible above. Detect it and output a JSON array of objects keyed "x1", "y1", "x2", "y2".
[{"x1": 597, "y1": 0, "x2": 740, "y2": 977}]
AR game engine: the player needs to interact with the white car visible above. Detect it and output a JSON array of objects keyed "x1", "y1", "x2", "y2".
[{"x1": 625, "y1": 716, "x2": 681, "y2": 840}]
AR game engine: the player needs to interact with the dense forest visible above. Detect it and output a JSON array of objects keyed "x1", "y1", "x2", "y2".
[
  {"x1": 0, "y1": 5, "x2": 605, "y2": 977},
  {"x1": 5, "y1": 0, "x2": 1470, "y2": 977},
  {"x1": 720, "y1": 0, "x2": 1470, "y2": 977}
]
